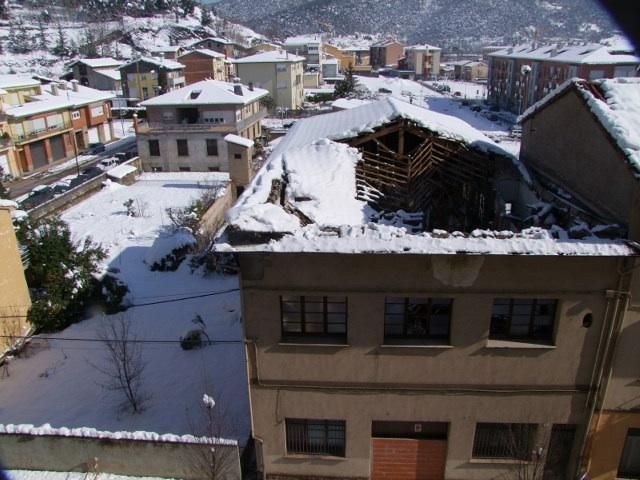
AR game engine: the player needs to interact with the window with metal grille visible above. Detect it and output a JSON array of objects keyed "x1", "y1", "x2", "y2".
[
  {"x1": 177, "y1": 139, "x2": 189, "y2": 156},
  {"x1": 472, "y1": 423, "x2": 535, "y2": 460},
  {"x1": 619, "y1": 429, "x2": 640, "y2": 478},
  {"x1": 384, "y1": 297, "x2": 452, "y2": 343},
  {"x1": 206, "y1": 139, "x2": 218, "y2": 156},
  {"x1": 280, "y1": 296, "x2": 347, "y2": 342},
  {"x1": 286, "y1": 419, "x2": 346, "y2": 457},
  {"x1": 490, "y1": 299, "x2": 556, "y2": 343},
  {"x1": 148, "y1": 139, "x2": 160, "y2": 156}
]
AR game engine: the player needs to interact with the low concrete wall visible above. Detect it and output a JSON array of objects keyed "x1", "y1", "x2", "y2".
[
  {"x1": 201, "y1": 185, "x2": 235, "y2": 235},
  {"x1": 28, "y1": 174, "x2": 107, "y2": 221},
  {"x1": 0, "y1": 432, "x2": 241, "y2": 479}
]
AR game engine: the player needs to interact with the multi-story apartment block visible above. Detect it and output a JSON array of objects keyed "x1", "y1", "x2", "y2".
[
  {"x1": 65, "y1": 58, "x2": 123, "y2": 92},
  {"x1": 284, "y1": 35, "x2": 323, "y2": 73},
  {"x1": 0, "y1": 200, "x2": 31, "y2": 352},
  {"x1": 178, "y1": 49, "x2": 229, "y2": 84},
  {"x1": 487, "y1": 43, "x2": 639, "y2": 114},
  {"x1": 518, "y1": 76, "x2": 640, "y2": 479},
  {"x1": 0, "y1": 77, "x2": 114, "y2": 176},
  {"x1": 187, "y1": 37, "x2": 247, "y2": 58},
  {"x1": 234, "y1": 51, "x2": 305, "y2": 111},
  {"x1": 136, "y1": 79, "x2": 268, "y2": 175},
  {"x1": 370, "y1": 40, "x2": 405, "y2": 69},
  {"x1": 119, "y1": 57, "x2": 186, "y2": 102},
  {"x1": 218, "y1": 97, "x2": 640, "y2": 480},
  {"x1": 324, "y1": 43, "x2": 355, "y2": 71},
  {"x1": 452, "y1": 61, "x2": 488, "y2": 81},
  {"x1": 149, "y1": 45, "x2": 184, "y2": 60},
  {"x1": 401, "y1": 44, "x2": 442, "y2": 80}
]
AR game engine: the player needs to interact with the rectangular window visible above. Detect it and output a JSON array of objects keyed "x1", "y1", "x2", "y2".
[
  {"x1": 91, "y1": 106, "x2": 104, "y2": 118},
  {"x1": 71, "y1": 111, "x2": 81, "y2": 120},
  {"x1": 384, "y1": 297, "x2": 452, "y2": 343},
  {"x1": 619, "y1": 429, "x2": 640, "y2": 478},
  {"x1": 280, "y1": 295, "x2": 347, "y2": 342},
  {"x1": 148, "y1": 139, "x2": 160, "y2": 156},
  {"x1": 206, "y1": 139, "x2": 218, "y2": 156},
  {"x1": 286, "y1": 419, "x2": 346, "y2": 457},
  {"x1": 234, "y1": 153, "x2": 242, "y2": 159},
  {"x1": 490, "y1": 298, "x2": 556, "y2": 343},
  {"x1": 179, "y1": 166, "x2": 191, "y2": 172},
  {"x1": 472, "y1": 423, "x2": 535, "y2": 460},
  {"x1": 177, "y1": 139, "x2": 188, "y2": 156}
]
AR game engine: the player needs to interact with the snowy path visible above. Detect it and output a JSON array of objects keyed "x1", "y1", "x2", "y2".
[{"x1": 0, "y1": 174, "x2": 250, "y2": 442}]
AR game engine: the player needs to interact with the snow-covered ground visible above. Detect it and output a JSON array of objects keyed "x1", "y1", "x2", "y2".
[
  {"x1": 428, "y1": 80, "x2": 488, "y2": 99},
  {"x1": 0, "y1": 173, "x2": 250, "y2": 442},
  {"x1": 9, "y1": 471, "x2": 175, "y2": 480}
]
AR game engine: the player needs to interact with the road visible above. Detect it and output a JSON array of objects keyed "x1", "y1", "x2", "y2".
[{"x1": 7, "y1": 136, "x2": 137, "y2": 199}]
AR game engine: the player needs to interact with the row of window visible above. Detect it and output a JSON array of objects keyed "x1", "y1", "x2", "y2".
[
  {"x1": 280, "y1": 295, "x2": 557, "y2": 344},
  {"x1": 148, "y1": 139, "x2": 222, "y2": 157},
  {"x1": 285, "y1": 419, "x2": 542, "y2": 461}
]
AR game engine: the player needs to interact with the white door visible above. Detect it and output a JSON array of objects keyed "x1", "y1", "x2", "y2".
[
  {"x1": 88, "y1": 127, "x2": 99, "y2": 144},
  {"x1": 102, "y1": 123, "x2": 112, "y2": 142}
]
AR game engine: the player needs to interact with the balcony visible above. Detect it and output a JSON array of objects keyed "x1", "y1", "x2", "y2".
[
  {"x1": 138, "y1": 109, "x2": 267, "y2": 135},
  {"x1": 13, "y1": 122, "x2": 73, "y2": 144}
]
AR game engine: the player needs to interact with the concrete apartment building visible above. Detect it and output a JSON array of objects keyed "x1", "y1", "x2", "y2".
[
  {"x1": 178, "y1": 49, "x2": 229, "y2": 84},
  {"x1": 65, "y1": 58, "x2": 123, "y2": 92},
  {"x1": 401, "y1": 44, "x2": 442, "y2": 79},
  {"x1": 370, "y1": 40, "x2": 405, "y2": 69},
  {"x1": 0, "y1": 76, "x2": 114, "y2": 176},
  {"x1": 218, "y1": 97, "x2": 640, "y2": 479},
  {"x1": 487, "y1": 43, "x2": 639, "y2": 114},
  {"x1": 187, "y1": 37, "x2": 247, "y2": 58},
  {"x1": 234, "y1": 51, "x2": 305, "y2": 110},
  {"x1": 148, "y1": 45, "x2": 184, "y2": 60},
  {"x1": 0, "y1": 201, "x2": 31, "y2": 352},
  {"x1": 283, "y1": 35, "x2": 323, "y2": 73},
  {"x1": 119, "y1": 57, "x2": 186, "y2": 102},
  {"x1": 452, "y1": 61, "x2": 488, "y2": 81},
  {"x1": 324, "y1": 43, "x2": 355, "y2": 71},
  {"x1": 136, "y1": 79, "x2": 267, "y2": 174}
]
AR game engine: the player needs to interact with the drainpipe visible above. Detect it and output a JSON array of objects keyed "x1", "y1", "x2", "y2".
[{"x1": 576, "y1": 257, "x2": 636, "y2": 478}]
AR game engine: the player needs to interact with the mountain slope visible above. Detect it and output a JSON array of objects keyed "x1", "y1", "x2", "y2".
[{"x1": 212, "y1": 0, "x2": 618, "y2": 46}]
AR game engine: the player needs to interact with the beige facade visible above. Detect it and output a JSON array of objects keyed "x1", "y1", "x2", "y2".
[
  {"x1": 0, "y1": 205, "x2": 31, "y2": 351},
  {"x1": 403, "y1": 45, "x2": 442, "y2": 79},
  {"x1": 239, "y1": 252, "x2": 637, "y2": 479},
  {"x1": 234, "y1": 55, "x2": 305, "y2": 110},
  {"x1": 370, "y1": 40, "x2": 405, "y2": 69}
]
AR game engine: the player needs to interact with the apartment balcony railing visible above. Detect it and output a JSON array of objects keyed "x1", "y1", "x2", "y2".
[
  {"x1": 13, "y1": 122, "x2": 73, "y2": 144},
  {"x1": 139, "y1": 109, "x2": 267, "y2": 135}
]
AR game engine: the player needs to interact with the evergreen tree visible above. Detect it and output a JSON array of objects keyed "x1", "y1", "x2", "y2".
[
  {"x1": 37, "y1": 18, "x2": 48, "y2": 51},
  {"x1": 7, "y1": 20, "x2": 32, "y2": 54},
  {"x1": 52, "y1": 22, "x2": 71, "y2": 57},
  {"x1": 334, "y1": 65, "x2": 359, "y2": 99},
  {"x1": 0, "y1": 167, "x2": 8, "y2": 199},
  {"x1": 17, "y1": 217, "x2": 106, "y2": 332},
  {"x1": 200, "y1": 4, "x2": 213, "y2": 27}
]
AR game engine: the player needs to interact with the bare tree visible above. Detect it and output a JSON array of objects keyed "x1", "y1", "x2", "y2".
[
  {"x1": 93, "y1": 316, "x2": 147, "y2": 413},
  {"x1": 502, "y1": 424, "x2": 550, "y2": 480},
  {"x1": 185, "y1": 393, "x2": 240, "y2": 480}
]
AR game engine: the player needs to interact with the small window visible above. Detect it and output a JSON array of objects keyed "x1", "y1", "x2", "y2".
[
  {"x1": 206, "y1": 139, "x2": 218, "y2": 156},
  {"x1": 208, "y1": 166, "x2": 220, "y2": 172},
  {"x1": 234, "y1": 153, "x2": 242, "y2": 160},
  {"x1": 177, "y1": 139, "x2": 188, "y2": 156},
  {"x1": 71, "y1": 110, "x2": 81, "y2": 120},
  {"x1": 286, "y1": 419, "x2": 346, "y2": 457},
  {"x1": 619, "y1": 429, "x2": 640, "y2": 478},
  {"x1": 490, "y1": 299, "x2": 556, "y2": 343},
  {"x1": 384, "y1": 297, "x2": 452, "y2": 344},
  {"x1": 179, "y1": 166, "x2": 191, "y2": 172},
  {"x1": 472, "y1": 423, "x2": 535, "y2": 460},
  {"x1": 280, "y1": 295, "x2": 347, "y2": 342},
  {"x1": 151, "y1": 166, "x2": 163, "y2": 172},
  {"x1": 148, "y1": 139, "x2": 160, "y2": 156}
]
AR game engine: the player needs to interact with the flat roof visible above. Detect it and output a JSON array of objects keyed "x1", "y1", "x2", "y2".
[
  {"x1": 234, "y1": 51, "x2": 305, "y2": 64},
  {"x1": 140, "y1": 79, "x2": 268, "y2": 107}
]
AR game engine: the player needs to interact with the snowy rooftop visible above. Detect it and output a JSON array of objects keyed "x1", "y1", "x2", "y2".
[
  {"x1": 520, "y1": 77, "x2": 640, "y2": 177},
  {"x1": 119, "y1": 57, "x2": 185, "y2": 71},
  {"x1": 149, "y1": 45, "x2": 183, "y2": 53},
  {"x1": 69, "y1": 57, "x2": 122, "y2": 69},
  {"x1": 5, "y1": 83, "x2": 115, "y2": 118},
  {"x1": 220, "y1": 97, "x2": 637, "y2": 256},
  {"x1": 234, "y1": 51, "x2": 305, "y2": 64},
  {"x1": 489, "y1": 43, "x2": 639, "y2": 65},
  {"x1": 94, "y1": 68, "x2": 122, "y2": 81},
  {"x1": 179, "y1": 48, "x2": 226, "y2": 59},
  {"x1": 284, "y1": 35, "x2": 322, "y2": 46},
  {"x1": 406, "y1": 44, "x2": 442, "y2": 51},
  {"x1": 140, "y1": 79, "x2": 268, "y2": 107},
  {"x1": 187, "y1": 36, "x2": 233, "y2": 47},
  {"x1": 0, "y1": 74, "x2": 40, "y2": 89},
  {"x1": 224, "y1": 133, "x2": 254, "y2": 148},
  {"x1": 331, "y1": 98, "x2": 372, "y2": 110}
]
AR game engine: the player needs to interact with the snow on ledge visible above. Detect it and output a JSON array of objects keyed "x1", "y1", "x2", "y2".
[
  {"x1": 0, "y1": 199, "x2": 19, "y2": 209},
  {"x1": 224, "y1": 133, "x2": 254, "y2": 148},
  {"x1": 0, "y1": 423, "x2": 238, "y2": 446}
]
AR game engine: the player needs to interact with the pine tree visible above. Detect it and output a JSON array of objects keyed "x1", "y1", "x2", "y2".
[
  {"x1": 7, "y1": 20, "x2": 32, "y2": 54},
  {"x1": 37, "y1": 18, "x2": 48, "y2": 51},
  {"x1": 52, "y1": 22, "x2": 70, "y2": 57},
  {"x1": 334, "y1": 65, "x2": 359, "y2": 99}
]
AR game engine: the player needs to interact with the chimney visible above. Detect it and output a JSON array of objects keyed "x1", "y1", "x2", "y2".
[
  {"x1": 248, "y1": 82, "x2": 254, "y2": 91},
  {"x1": 51, "y1": 83, "x2": 59, "y2": 96},
  {"x1": 233, "y1": 77, "x2": 243, "y2": 96},
  {"x1": 71, "y1": 79, "x2": 79, "y2": 92}
]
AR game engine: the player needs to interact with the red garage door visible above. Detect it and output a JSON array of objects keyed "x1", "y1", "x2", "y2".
[{"x1": 371, "y1": 438, "x2": 447, "y2": 480}]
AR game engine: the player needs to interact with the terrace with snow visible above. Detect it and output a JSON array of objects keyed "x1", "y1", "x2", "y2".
[{"x1": 217, "y1": 96, "x2": 637, "y2": 257}]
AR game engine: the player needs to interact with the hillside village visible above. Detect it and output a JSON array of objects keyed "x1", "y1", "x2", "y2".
[{"x1": 0, "y1": 1, "x2": 639, "y2": 480}]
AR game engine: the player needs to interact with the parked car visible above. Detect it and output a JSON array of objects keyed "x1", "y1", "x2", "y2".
[
  {"x1": 81, "y1": 166, "x2": 103, "y2": 179},
  {"x1": 98, "y1": 157, "x2": 118, "y2": 170},
  {"x1": 88, "y1": 142, "x2": 106, "y2": 154},
  {"x1": 378, "y1": 87, "x2": 392, "y2": 94},
  {"x1": 20, "y1": 186, "x2": 54, "y2": 210}
]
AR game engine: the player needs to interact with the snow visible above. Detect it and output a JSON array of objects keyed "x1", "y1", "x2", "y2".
[
  {"x1": 0, "y1": 173, "x2": 251, "y2": 443},
  {"x1": 69, "y1": 58, "x2": 122, "y2": 69},
  {"x1": 97, "y1": 69, "x2": 123, "y2": 81},
  {"x1": 107, "y1": 164, "x2": 138, "y2": 180},
  {"x1": 0, "y1": 75, "x2": 40, "y2": 89},
  {"x1": 140, "y1": 79, "x2": 268, "y2": 107},
  {"x1": 332, "y1": 98, "x2": 371, "y2": 110},
  {"x1": 489, "y1": 43, "x2": 640, "y2": 65},
  {"x1": 10, "y1": 471, "x2": 176, "y2": 480},
  {"x1": 179, "y1": 48, "x2": 225, "y2": 59},
  {"x1": 234, "y1": 51, "x2": 305, "y2": 64},
  {"x1": 0, "y1": 423, "x2": 236, "y2": 445},
  {"x1": 119, "y1": 57, "x2": 184, "y2": 71},
  {"x1": 144, "y1": 228, "x2": 196, "y2": 266},
  {"x1": 224, "y1": 134, "x2": 254, "y2": 148},
  {"x1": 0, "y1": 199, "x2": 18, "y2": 209}
]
